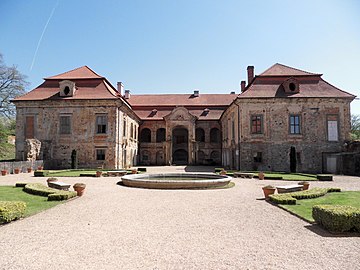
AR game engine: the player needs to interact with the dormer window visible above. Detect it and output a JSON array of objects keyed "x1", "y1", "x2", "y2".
[
  {"x1": 59, "y1": 80, "x2": 76, "y2": 97},
  {"x1": 283, "y1": 78, "x2": 299, "y2": 94}
]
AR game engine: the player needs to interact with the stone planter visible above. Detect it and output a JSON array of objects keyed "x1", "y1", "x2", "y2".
[
  {"x1": 96, "y1": 171, "x2": 102, "y2": 177},
  {"x1": 73, "y1": 183, "x2": 86, "y2": 196},
  {"x1": 14, "y1": 168, "x2": 20, "y2": 174},
  {"x1": 1, "y1": 170, "x2": 7, "y2": 176},
  {"x1": 262, "y1": 185, "x2": 276, "y2": 199},
  {"x1": 220, "y1": 170, "x2": 227, "y2": 176},
  {"x1": 131, "y1": 169, "x2": 138, "y2": 174},
  {"x1": 298, "y1": 181, "x2": 310, "y2": 190},
  {"x1": 258, "y1": 172, "x2": 265, "y2": 180}
]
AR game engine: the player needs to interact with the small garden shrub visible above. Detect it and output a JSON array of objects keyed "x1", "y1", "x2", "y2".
[
  {"x1": 0, "y1": 201, "x2": 27, "y2": 224},
  {"x1": 34, "y1": 170, "x2": 50, "y2": 177},
  {"x1": 317, "y1": 174, "x2": 333, "y2": 181},
  {"x1": 15, "y1": 183, "x2": 28, "y2": 188},
  {"x1": 24, "y1": 183, "x2": 76, "y2": 201},
  {"x1": 215, "y1": 168, "x2": 224, "y2": 173},
  {"x1": 137, "y1": 168, "x2": 147, "y2": 172},
  {"x1": 312, "y1": 205, "x2": 360, "y2": 233},
  {"x1": 48, "y1": 191, "x2": 77, "y2": 201},
  {"x1": 269, "y1": 188, "x2": 341, "y2": 205}
]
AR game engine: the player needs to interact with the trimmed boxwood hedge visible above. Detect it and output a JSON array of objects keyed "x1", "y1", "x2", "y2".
[
  {"x1": 24, "y1": 183, "x2": 77, "y2": 201},
  {"x1": 0, "y1": 201, "x2": 27, "y2": 224},
  {"x1": 313, "y1": 205, "x2": 360, "y2": 233},
  {"x1": 34, "y1": 170, "x2": 50, "y2": 177},
  {"x1": 15, "y1": 183, "x2": 28, "y2": 188},
  {"x1": 269, "y1": 188, "x2": 341, "y2": 205}
]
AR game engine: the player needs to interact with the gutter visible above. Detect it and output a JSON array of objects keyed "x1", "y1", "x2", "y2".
[{"x1": 235, "y1": 101, "x2": 241, "y2": 170}]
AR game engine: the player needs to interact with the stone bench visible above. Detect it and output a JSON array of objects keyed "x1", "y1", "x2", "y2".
[
  {"x1": 48, "y1": 181, "x2": 71, "y2": 191},
  {"x1": 106, "y1": 170, "x2": 127, "y2": 177},
  {"x1": 233, "y1": 172, "x2": 254, "y2": 179},
  {"x1": 276, "y1": 184, "x2": 303, "y2": 194}
]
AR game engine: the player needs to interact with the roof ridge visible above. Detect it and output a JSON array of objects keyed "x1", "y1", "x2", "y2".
[
  {"x1": 259, "y1": 63, "x2": 321, "y2": 76},
  {"x1": 45, "y1": 66, "x2": 104, "y2": 79}
]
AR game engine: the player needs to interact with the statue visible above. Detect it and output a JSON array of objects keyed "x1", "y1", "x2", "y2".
[{"x1": 25, "y1": 139, "x2": 41, "y2": 162}]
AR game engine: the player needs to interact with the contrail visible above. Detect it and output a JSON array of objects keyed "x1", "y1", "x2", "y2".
[{"x1": 30, "y1": 0, "x2": 59, "y2": 71}]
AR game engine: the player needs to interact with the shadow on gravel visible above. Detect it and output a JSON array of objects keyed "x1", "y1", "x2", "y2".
[{"x1": 304, "y1": 225, "x2": 360, "y2": 238}]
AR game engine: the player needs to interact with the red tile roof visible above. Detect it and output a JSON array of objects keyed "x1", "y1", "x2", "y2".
[
  {"x1": 45, "y1": 66, "x2": 103, "y2": 80},
  {"x1": 259, "y1": 63, "x2": 321, "y2": 76},
  {"x1": 133, "y1": 108, "x2": 225, "y2": 120},
  {"x1": 128, "y1": 94, "x2": 237, "y2": 106},
  {"x1": 240, "y1": 64, "x2": 355, "y2": 99}
]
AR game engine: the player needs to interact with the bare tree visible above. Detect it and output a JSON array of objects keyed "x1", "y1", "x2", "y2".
[
  {"x1": 351, "y1": 114, "x2": 360, "y2": 140},
  {"x1": 0, "y1": 53, "x2": 28, "y2": 118}
]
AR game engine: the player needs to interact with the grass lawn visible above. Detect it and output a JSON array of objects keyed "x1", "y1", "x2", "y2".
[
  {"x1": 47, "y1": 170, "x2": 97, "y2": 177},
  {"x1": 280, "y1": 191, "x2": 360, "y2": 223},
  {"x1": 231, "y1": 171, "x2": 318, "y2": 181},
  {"x1": 0, "y1": 186, "x2": 62, "y2": 218}
]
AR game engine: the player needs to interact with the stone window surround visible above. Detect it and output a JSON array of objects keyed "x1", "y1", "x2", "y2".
[
  {"x1": 326, "y1": 114, "x2": 339, "y2": 142},
  {"x1": 96, "y1": 114, "x2": 108, "y2": 134},
  {"x1": 289, "y1": 114, "x2": 301, "y2": 135},
  {"x1": 250, "y1": 114, "x2": 263, "y2": 134},
  {"x1": 95, "y1": 147, "x2": 106, "y2": 161},
  {"x1": 59, "y1": 114, "x2": 72, "y2": 135}
]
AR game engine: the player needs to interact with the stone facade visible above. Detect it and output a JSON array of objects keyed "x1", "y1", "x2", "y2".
[{"x1": 12, "y1": 64, "x2": 355, "y2": 173}]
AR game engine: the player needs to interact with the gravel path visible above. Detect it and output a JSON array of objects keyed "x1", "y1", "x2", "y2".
[{"x1": 0, "y1": 167, "x2": 360, "y2": 270}]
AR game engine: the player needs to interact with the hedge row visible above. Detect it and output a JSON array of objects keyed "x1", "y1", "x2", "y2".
[
  {"x1": 269, "y1": 188, "x2": 341, "y2": 205},
  {"x1": 313, "y1": 205, "x2": 360, "y2": 233},
  {"x1": 34, "y1": 170, "x2": 50, "y2": 177},
  {"x1": 15, "y1": 183, "x2": 28, "y2": 188},
  {"x1": 24, "y1": 183, "x2": 76, "y2": 201},
  {"x1": 0, "y1": 201, "x2": 27, "y2": 224}
]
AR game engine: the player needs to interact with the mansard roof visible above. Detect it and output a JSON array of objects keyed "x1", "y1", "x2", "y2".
[
  {"x1": 13, "y1": 66, "x2": 123, "y2": 101},
  {"x1": 239, "y1": 64, "x2": 355, "y2": 99}
]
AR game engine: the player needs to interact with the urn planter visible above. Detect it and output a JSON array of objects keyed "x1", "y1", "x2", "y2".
[
  {"x1": 37, "y1": 166, "x2": 44, "y2": 170},
  {"x1": 131, "y1": 169, "x2": 138, "y2": 174},
  {"x1": 298, "y1": 181, "x2": 310, "y2": 190},
  {"x1": 258, "y1": 172, "x2": 265, "y2": 180},
  {"x1": 96, "y1": 171, "x2": 102, "y2": 177},
  {"x1": 220, "y1": 170, "x2": 227, "y2": 176},
  {"x1": 27, "y1": 168, "x2": 32, "y2": 173},
  {"x1": 262, "y1": 185, "x2": 276, "y2": 199},
  {"x1": 73, "y1": 183, "x2": 86, "y2": 196},
  {"x1": 14, "y1": 168, "x2": 20, "y2": 174},
  {"x1": 1, "y1": 170, "x2": 7, "y2": 176}
]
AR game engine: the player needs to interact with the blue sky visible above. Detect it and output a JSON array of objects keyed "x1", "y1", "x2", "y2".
[{"x1": 1, "y1": 0, "x2": 359, "y2": 114}]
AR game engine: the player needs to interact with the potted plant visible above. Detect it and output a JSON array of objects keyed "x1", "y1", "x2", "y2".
[
  {"x1": 1, "y1": 169, "x2": 7, "y2": 176},
  {"x1": 47, "y1": 177, "x2": 58, "y2": 187},
  {"x1": 27, "y1": 167, "x2": 32, "y2": 173},
  {"x1": 262, "y1": 185, "x2": 276, "y2": 199},
  {"x1": 96, "y1": 171, "x2": 102, "y2": 177},
  {"x1": 298, "y1": 181, "x2": 310, "y2": 190},
  {"x1": 220, "y1": 169, "x2": 227, "y2": 176},
  {"x1": 37, "y1": 165, "x2": 44, "y2": 170},
  {"x1": 258, "y1": 172, "x2": 265, "y2": 180},
  {"x1": 73, "y1": 183, "x2": 86, "y2": 196},
  {"x1": 14, "y1": 168, "x2": 20, "y2": 174}
]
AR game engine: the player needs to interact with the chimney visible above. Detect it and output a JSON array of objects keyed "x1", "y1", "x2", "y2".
[
  {"x1": 193, "y1": 89, "x2": 199, "y2": 97},
  {"x1": 247, "y1": 66, "x2": 254, "y2": 85},
  {"x1": 117, "y1": 82, "x2": 124, "y2": 95},
  {"x1": 230, "y1": 91, "x2": 235, "y2": 94},
  {"x1": 240, "y1": 80, "x2": 246, "y2": 92},
  {"x1": 124, "y1": 89, "x2": 130, "y2": 99}
]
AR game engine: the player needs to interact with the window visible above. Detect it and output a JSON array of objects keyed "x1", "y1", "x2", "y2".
[
  {"x1": 251, "y1": 115, "x2": 263, "y2": 134},
  {"x1": 25, "y1": 116, "x2": 35, "y2": 139},
  {"x1": 96, "y1": 149, "x2": 106, "y2": 160},
  {"x1": 210, "y1": 128, "x2": 221, "y2": 143},
  {"x1": 195, "y1": 128, "x2": 205, "y2": 142},
  {"x1": 327, "y1": 115, "x2": 339, "y2": 141},
  {"x1": 254, "y1": 152, "x2": 262, "y2": 163},
  {"x1": 156, "y1": 128, "x2": 166, "y2": 142},
  {"x1": 289, "y1": 115, "x2": 301, "y2": 134},
  {"x1": 123, "y1": 119, "x2": 127, "y2": 137},
  {"x1": 130, "y1": 123, "x2": 133, "y2": 138},
  {"x1": 96, "y1": 115, "x2": 107, "y2": 134},
  {"x1": 140, "y1": 128, "x2": 151, "y2": 142},
  {"x1": 60, "y1": 115, "x2": 71, "y2": 134}
]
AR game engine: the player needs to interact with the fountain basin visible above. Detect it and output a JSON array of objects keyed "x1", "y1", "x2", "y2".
[{"x1": 121, "y1": 173, "x2": 232, "y2": 189}]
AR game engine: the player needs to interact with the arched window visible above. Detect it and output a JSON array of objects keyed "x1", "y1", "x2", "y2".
[
  {"x1": 210, "y1": 128, "x2": 221, "y2": 143},
  {"x1": 195, "y1": 128, "x2": 205, "y2": 142},
  {"x1": 140, "y1": 128, "x2": 151, "y2": 142},
  {"x1": 130, "y1": 123, "x2": 134, "y2": 138},
  {"x1": 156, "y1": 128, "x2": 166, "y2": 142}
]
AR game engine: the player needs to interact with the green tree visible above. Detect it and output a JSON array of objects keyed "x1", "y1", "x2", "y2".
[
  {"x1": 351, "y1": 114, "x2": 360, "y2": 140},
  {"x1": 0, "y1": 53, "x2": 28, "y2": 118}
]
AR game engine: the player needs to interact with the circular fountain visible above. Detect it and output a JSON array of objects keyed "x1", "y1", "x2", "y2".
[{"x1": 121, "y1": 173, "x2": 232, "y2": 189}]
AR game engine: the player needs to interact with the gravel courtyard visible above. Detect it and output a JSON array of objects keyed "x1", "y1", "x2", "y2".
[{"x1": 0, "y1": 166, "x2": 359, "y2": 270}]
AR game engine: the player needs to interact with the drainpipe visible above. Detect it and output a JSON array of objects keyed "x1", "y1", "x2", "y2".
[{"x1": 235, "y1": 102, "x2": 241, "y2": 170}]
